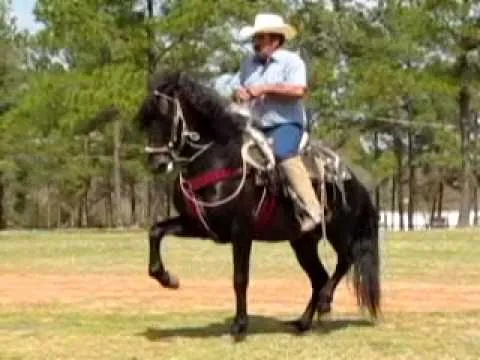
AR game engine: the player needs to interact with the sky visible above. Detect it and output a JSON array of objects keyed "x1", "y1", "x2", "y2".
[{"x1": 11, "y1": 0, "x2": 43, "y2": 33}]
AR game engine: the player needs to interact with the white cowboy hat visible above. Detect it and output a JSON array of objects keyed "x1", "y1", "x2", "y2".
[{"x1": 239, "y1": 13, "x2": 297, "y2": 41}]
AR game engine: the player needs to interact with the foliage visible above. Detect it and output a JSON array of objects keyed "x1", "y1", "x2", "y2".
[{"x1": 1, "y1": 0, "x2": 480, "y2": 227}]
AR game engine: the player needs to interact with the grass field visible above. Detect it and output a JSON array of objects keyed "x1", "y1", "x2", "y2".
[{"x1": 1, "y1": 229, "x2": 479, "y2": 359}]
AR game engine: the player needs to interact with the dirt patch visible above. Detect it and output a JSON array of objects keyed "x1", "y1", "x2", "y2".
[{"x1": 1, "y1": 272, "x2": 479, "y2": 314}]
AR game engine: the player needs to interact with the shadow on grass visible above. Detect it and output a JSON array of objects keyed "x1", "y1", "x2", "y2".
[{"x1": 140, "y1": 315, "x2": 373, "y2": 340}]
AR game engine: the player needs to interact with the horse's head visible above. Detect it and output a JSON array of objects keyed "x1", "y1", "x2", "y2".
[
  {"x1": 136, "y1": 71, "x2": 246, "y2": 172},
  {"x1": 136, "y1": 72, "x2": 201, "y2": 172}
]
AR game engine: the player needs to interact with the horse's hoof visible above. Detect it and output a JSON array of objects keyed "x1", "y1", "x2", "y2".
[
  {"x1": 287, "y1": 319, "x2": 312, "y2": 333},
  {"x1": 230, "y1": 319, "x2": 248, "y2": 340},
  {"x1": 157, "y1": 271, "x2": 180, "y2": 289},
  {"x1": 317, "y1": 292, "x2": 332, "y2": 315},
  {"x1": 317, "y1": 301, "x2": 331, "y2": 316}
]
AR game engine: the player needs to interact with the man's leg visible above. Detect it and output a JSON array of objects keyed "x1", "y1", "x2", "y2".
[
  {"x1": 280, "y1": 156, "x2": 322, "y2": 232},
  {"x1": 267, "y1": 124, "x2": 323, "y2": 232}
]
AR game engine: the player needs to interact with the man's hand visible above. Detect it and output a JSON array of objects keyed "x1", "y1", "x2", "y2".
[
  {"x1": 234, "y1": 87, "x2": 252, "y2": 102},
  {"x1": 245, "y1": 85, "x2": 267, "y2": 98}
]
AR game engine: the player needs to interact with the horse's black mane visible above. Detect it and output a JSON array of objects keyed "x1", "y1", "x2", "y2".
[{"x1": 138, "y1": 71, "x2": 245, "y2": 144}]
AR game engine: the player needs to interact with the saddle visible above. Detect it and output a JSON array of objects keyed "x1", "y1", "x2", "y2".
[
  {"x1": 241, "y1": 129, "x2": 352, "y2": 226},
  {"x1": 230, "y1": 103, "x2": 350, "y2": 185},
  {"x1": 229, "y1": 103, "x2": 352, "y2": 225},
  {"x1": 243, "y1": 131, "x2": 350, "y2": 181}
]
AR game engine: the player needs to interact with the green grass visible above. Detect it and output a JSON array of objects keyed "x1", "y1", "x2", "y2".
[
  {"x1": 381, "y1": 229, "x2": 480, "y2": 283},
  {"x1": 0, "y1": 308, "x2": 479, "y2": 359},
  {"x1": 1, "y1": 228, "x2": 479, "y2": 282},
  {"x1": 1, "y1": 229, "x2": 480, "y2": 359}
]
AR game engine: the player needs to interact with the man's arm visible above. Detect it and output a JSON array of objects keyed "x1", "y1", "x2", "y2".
[
  {"x1": 246, "y1": 54, "x2": 307, "y2": 100},
  {"x1": 247, "y1": 83, "x2": 306, "y2": 99}
]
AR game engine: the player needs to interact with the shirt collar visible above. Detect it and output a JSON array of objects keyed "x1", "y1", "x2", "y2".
[{"x1": 253, "y1": 49, "x2": 281, "y2": 64}]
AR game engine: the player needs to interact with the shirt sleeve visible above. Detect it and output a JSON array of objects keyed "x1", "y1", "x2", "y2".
[{"x1": 284, "y1": 56, "x2": 307, "y2": 87}]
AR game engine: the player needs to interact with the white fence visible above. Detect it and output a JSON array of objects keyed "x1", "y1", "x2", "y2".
[{"x1": 379, "y1": 210, "x2": 479, "y2": 231}]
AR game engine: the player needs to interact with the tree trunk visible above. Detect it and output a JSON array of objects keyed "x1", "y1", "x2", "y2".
[
  {"x1": 473, "y1": 112, "x2": 479, "y2": 226},
  {"x1": 394, "y1": 135, "x2": 405, "y2": 230},
  {"x1": 46, "y1": 186, "x2": 51, "y2": 229},
  {"x1": 130, "y1": 181, "x2": 136, "y2": 225},
  {"x1": 77, "y1": 199, "x2": 83, "y2": 228},
  {"x1": 390, "y1": 176, "x2": 395, "y2": 230},
  {"x1": 106, "y1": 190, "x2": 113, "y2": 228},
  {"x1": 473, "y1": 186, "x2": 478, "y2": 225},
  {"x1": 57, "y1": 204, "x2": 62, "y2": 228},
  {"x1": 0, "y1": 173, "x2": 5, "y2": 229},
  {"x1": 437, "y1": 181, "x2": 444, "y2": 218},
  {"x1": 113, "y1": 117, "x2": 122, "y2": 227},
  {"x1": 406, "y1": 98, "x2": 415, "y2": 230},
  {"x1": 83, "y1": 188, "x2": 89, "y2": 227},
  {"x1": 34, "y1": 197, "x2": 41, "y2": 229},
  {"x1": 430, "y1": 189, "x2": 437, "y2": 226},
  {"x1": 457, "y1": 84, "x2": 472, "y2": 227},
  {"x1": 70, "y1": 207, "x2": 76, "y2": 228}
]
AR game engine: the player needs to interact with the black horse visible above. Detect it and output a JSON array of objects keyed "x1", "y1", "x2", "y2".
[{"x1": 136, "y1": 71, "x2": 380, "y2": 337}]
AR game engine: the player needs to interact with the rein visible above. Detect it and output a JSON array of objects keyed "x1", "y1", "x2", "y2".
[{"x1": 144, "y1": 90, "x2": 213, "y2": 166}]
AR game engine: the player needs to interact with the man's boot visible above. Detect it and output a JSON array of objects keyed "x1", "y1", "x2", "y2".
[{"x1": 280, "y1": 155, "x2": 323, "y2": 232}]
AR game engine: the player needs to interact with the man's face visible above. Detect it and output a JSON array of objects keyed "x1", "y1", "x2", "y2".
[{"x1": 252, "y1": 33, "x2": 281, "y2": 59}]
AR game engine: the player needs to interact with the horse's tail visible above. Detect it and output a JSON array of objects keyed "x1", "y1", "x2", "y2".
[{"x1": 351, "y1": 193, "x2": 381, "y2": 318}]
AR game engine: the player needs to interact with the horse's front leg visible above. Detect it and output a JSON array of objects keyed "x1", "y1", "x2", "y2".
[
  {"x1": 148, "y1": 216, "x2": 194, "y2": 289},
  {"x1": 230, "y1": 221, "x2": 253, "y2": 338}
]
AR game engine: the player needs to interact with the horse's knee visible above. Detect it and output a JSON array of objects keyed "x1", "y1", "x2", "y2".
[{"x1": 149, "y1": 224, "x2": 163, "y2": 239}]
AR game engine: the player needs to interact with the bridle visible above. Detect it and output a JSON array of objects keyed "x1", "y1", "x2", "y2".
[{"x1": 144, "y1": 90, "x2": 213, "y2": 169}]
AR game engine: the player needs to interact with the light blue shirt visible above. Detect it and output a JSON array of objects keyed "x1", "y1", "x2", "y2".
[{"x1": 238, "y1": 48, "x2": 307, "y2": 129}]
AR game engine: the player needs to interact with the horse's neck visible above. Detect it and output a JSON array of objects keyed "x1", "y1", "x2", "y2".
[{"x1": 184, "y1": 140, "x2": 242, "y2": 176}]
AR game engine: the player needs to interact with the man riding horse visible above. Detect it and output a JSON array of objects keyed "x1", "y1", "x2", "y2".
[
  {"x1": 137, "y1": 12, "x2": 381, "y2": 338},
  {"x1": 232, "y1": 13, "x2": 323, "y2": 233}
]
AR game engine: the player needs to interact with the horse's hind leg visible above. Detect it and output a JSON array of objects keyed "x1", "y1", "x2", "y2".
[
  {"x1": 289, "y1": 234, "x2": 329, "y2": 332},
  {"x1": 317, "y1": 235, "x2": 351, "y2": 315},
  {"x1": 148, "y1": 216, "x2": 196, "y2": 289}
]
